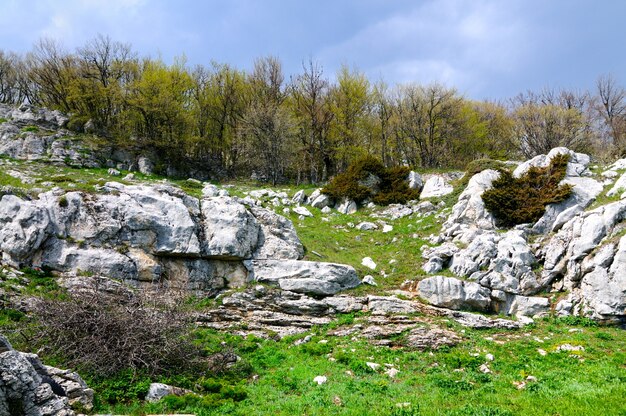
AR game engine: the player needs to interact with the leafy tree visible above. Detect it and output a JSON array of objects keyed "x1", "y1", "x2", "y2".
[{"x1": 330, "y1": 65, "x2": 372, "y2": 171}]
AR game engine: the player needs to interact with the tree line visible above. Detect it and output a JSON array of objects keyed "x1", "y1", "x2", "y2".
[{"x1": 1, "y1": 35, "x2": 625, "y2": 183}]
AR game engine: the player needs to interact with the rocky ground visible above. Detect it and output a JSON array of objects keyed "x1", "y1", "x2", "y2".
[{"x1": 0, "y1": 105, "x2": 625, "y2": 415}]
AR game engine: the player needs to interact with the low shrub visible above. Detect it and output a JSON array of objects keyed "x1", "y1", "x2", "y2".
[
  {"x1": 322, "y1": 155, "x2": 420, "y2": 205},
  {"x1": 482, "y1": 154, "x2": 572, "y2": 227},
  {"x1": 28, "y1": 288, "x2": 207, "y2": 377}
]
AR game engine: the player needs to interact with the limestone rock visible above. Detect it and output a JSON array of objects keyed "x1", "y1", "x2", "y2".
[
  {"x1": 407, "y1": 171, "x2": 423, "y2": 191},
  {"x1": 356, "y1": 222, "x2": 378, "y2": 231},
  {"x1": 420, "y1": 175, "x2": 453, "y2": 199},
  {"x1": 337, "y1": 198, "x2": 357, "y2": 214},
  {"x1": 442, "y1": 169, "x2": 500, "y2": 240},
  {"x1": 202, "y1": 196, "x2": 259, "y2": 259},
  {"x1": 250, "y1": 206, "x2": 304, "y2": 260},
  {"x1": 146, "y1": 382, "x2": 192, "y2": 402},
  {"x1": 418, "y1": 276, "x2": 491, "y2": 311},
  {"x1": 249, "y1": 260, "x2": 360, "y2": 296},
  {"x1": 607, "y1": 172, "x2": 626, "y2": 197},
  {"x1": 311, "y1": 193, "x2": 332, "y2": 209},
  {"x1": 293, "y1": 206, "x2": 313, "y2": 217},
  {"x1": 291, "y1": 190, "x2": 308, "y2": 205},
  {"x1": 405, "y1": 326, "x2": 461, "y2": 350},
  {"x1": 0, "y1": 344, "x2": 87, "y2": 416}
]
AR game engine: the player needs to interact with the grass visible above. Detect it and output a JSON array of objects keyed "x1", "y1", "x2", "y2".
[
  {"x1": 88, "y1": 317, "x2": 626, "y2": 416},
  {"x1": 2, "y1": 159, "x2": 626, "y2": 415}
]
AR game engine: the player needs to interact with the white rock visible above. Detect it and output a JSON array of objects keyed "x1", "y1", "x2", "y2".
[
  {"x1": 337, "y1": 198, "x2": 358, "y2": 214},
  {"x1": 407, "y1": 171, "x2": 423, "y2": 190},
  {"x1": 356, "y1": 222, "x2": 378, "y2": 231},
  {"x1": 321, "y1": 206, "x2": 332, "y2": 214},
  {"x1": 420, "y1": 176, "x2": 454, "y2": 199},
  {"x1": 382, "y1": 224, "x2": 393, "y2": 233},
  {"x1": 293, "y1": 206, "x2": 313, "y2": 217},
  {"x1": 385, "y1": 367, "x2": 400, "y2": 378},
  {"x1": 418, "y1": 275, "x2": 492, "y2": 311},
  {"x1": 250, "y1": 259, "x2": 360, "y2": 296},
  {"x1": 366, "y1": 362, "x2": 381, "y2": 371},
  {"x1": 362, "y1": 275, "x2": 377, "y2": 286},
  {"x1": 313, "y1": 376, "x2": 327, "y2": 385},
  {"x1": 361, "y1": 257, "x2": 377, "y2": 270},
  {"x1": 311, "y1": 193, "x2": 332, "y2": 209}
]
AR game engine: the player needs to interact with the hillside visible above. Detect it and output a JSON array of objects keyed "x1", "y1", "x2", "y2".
[{"x1": 0, "y1": 106, "x2": 625, "y2": 416}]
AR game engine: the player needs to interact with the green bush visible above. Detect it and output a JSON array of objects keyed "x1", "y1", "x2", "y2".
[
  {"x1": 482, "y1": 154, "x2": 572, "y2": 227},
  {"x1": 322, "y1": 155, "x2": 420, "y2": 205}
]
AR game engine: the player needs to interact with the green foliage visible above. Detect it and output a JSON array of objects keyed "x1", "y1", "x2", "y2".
[
  {"x1": 58, "y1": 195, "x2": 68, "y2": 207},
  {"x1": 0, "y1": 118, "x2": 7, "y2": 123},
  {"x1": 322, "y1": 155, "x2": 420, "y2": 205},
  {"x1": 482, "y1": 154, "x2": 573, "y2": 227},
  {"x1": 20, "y1": 125, "x2": 40, "y2": 133}
]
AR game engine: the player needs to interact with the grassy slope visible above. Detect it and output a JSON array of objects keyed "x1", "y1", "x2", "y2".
[{"x1": 1, "y1": 160, "x2": 626, "y2": 415}]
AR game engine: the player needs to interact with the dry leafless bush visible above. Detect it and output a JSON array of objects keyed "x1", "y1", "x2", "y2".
[{"x1": 27, "y1": 284, "x2": 207, "y2": 377}]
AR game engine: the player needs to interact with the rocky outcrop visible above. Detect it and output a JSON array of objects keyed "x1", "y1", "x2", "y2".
[
  {"x1": 442, "y1": 169, "x2": 499, "y2": 242},
  {"x1": 538, "y1": 200, "x2": 626, "y2": 322},
  {"x1": 418, "y1": 148, "x2": 620, "y2": 321},
  {"x1": 0, "y1": 335, "x2": 93, "y2": 415},
  {"x1": 0, "y1": 181, "x2": 358, "y2": 297}
]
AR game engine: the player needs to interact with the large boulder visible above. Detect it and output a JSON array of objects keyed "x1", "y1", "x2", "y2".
[
  {"x1": 0, "y1": 337, "x2": 92, "y2": 416},
  {"x1": 420, "y1": 175, "x2": 453, "y2": 199},
  {"x1": 201, "y1": 196, "x2": 259, "y2": 259},
  {"x1": 0, "y1": 182, "x2": 331, "y2": 296},
  {"x1": 250, "y1": 206, "x2": 304, "y2": 260},
  {"x1": 418, "y1": 276, "x2": 491, "y2": 311},
  {"x1": 248, "y1": 260, "x2": 360, "y2": 296}
]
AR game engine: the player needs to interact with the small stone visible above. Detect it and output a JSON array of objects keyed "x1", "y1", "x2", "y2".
[
  {"x1": 362, "y1": 257, "x2": 377, "y2": 270},
  {"x1": 382, "y1": 224, "x2": 393, "y2": 233},
  {"x1": 362, "y1": 275, "x2": 377, "y2": 286},
  {"x1": 313, "y1": 375, "x2": 327, "y2": 385},
  {"x1": 333, "y1": 396, "x2": 343, "y2": 406},
  {"x1": 366, "y1": 362, "x2": 381, "y2": 371},
  {"x1": 321, "y1": 206, "x2": 332, "y2": 214},
  {"x1": 108, "y1": 168, "x2": 121, "y2": 176},
  {"x1": 385, "y1": 368, "x2": 400, "y2": 378},
  {"x1": 537, "y1": 349, "x2": 547, "y2": 356},
  {"x1": 293, "y1": 206, "x2": 313, "y2": 217},
  {"x1": 526, "y1": 375, "x2": 538, "y2": 382},
  {"x1": 485, "y1": 353, "x2": 494, "y2": 361},
  {"x1": 479, "y1": 364, "x2": 491, "y2": 374}
]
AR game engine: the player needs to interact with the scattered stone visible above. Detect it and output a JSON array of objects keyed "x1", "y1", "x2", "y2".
[
  {"x1": 361, "y1": 257, "x2": 377, "y2": 270},
  {"x1": 479, "y1": 363, "x2": 492, "y2": 374},
  {"x1": 382, "y1": 224, "x2": 393, "y2": 233},
  {"x1": 366, "y1": 362, "x2": 381, "y2": 371},
  {"x1": 556, "y1": 344, "x2": 585, "y2": 353},
  {"x1": 293, "y1": 206, "x2": 313, "y2": 217},
  {"x1": 146, "y1": 382, "x2": 192, "y2": 402},
  {"x1": 385, "y1": 367, "x2": 400, "y2": 378},
  {"x1": 313, "y1": 376, "x2": 327, "y2": 385},
  {"x1": 356, "y1": 222, "x2": 378, "y2": 231},
  {"x1": 362, "y1": 275, "x2": 377, "y2": 286},
  {"x1": 337, "y1": 198, "x2": 358, "y2": 214}
]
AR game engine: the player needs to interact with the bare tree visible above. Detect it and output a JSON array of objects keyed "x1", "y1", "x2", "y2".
[
  {"x1": 290, "y1": 59, "x2": 334, "y2": 182},
  {"x1": 597, "y1": 74, "x2": 626, "y2": 151}
]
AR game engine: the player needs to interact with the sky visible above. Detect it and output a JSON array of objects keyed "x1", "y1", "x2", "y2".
[{"x1": 0, "y1": 0, "x2": 624, "y2": 100}]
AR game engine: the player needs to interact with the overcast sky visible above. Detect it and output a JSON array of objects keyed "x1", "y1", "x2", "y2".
[{"x1": 0, "y1": 0, "x2": 624, "y2": 100}]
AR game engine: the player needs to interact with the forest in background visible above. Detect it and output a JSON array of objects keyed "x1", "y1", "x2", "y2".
[{"x1": 0, "y1": 35, "x2": 625, "y2": 183}]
